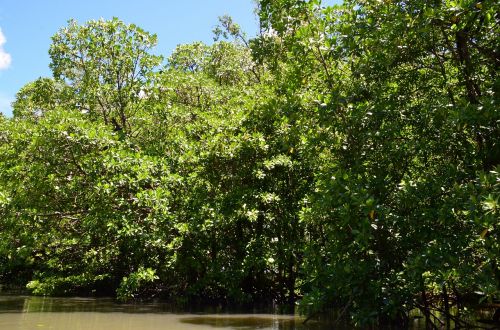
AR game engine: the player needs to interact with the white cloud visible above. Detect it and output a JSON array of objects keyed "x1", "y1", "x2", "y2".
[{"x1": 0, "y1": 28, "x2": 11, "y2": 70}]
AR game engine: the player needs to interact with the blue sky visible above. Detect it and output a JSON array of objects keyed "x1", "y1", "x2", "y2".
[{"x1": 0, "y1": 0, "x2": 259, "y2": 116}]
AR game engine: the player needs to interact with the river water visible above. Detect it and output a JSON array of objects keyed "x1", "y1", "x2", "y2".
[
  {"x1": 2, "y1": 295, "x2": 493, "y2": 329},
  {"x1": 0, "y1": 295, "x2": 333, "y2": 330}
]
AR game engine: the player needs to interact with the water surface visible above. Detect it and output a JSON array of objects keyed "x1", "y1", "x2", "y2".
[{"x1": 0, "y1": 295, "x2": 331, "y2": 330}]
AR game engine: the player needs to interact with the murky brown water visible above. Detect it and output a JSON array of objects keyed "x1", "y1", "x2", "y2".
[
  {"x1": 0, "y1": 295, "x2": 332, "y2": 330},
  {"x1": 2, "y1": 295, "x2": 495, "y2": 329}
]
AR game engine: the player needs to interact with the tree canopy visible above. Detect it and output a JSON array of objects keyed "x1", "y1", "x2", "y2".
[{"x1": 0, "y1": 1, "x2": 498, "y2": 327}]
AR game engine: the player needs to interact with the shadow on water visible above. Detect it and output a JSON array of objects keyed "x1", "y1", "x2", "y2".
[{"x1": 180, "y1": 315, "x2": 330, "y2": 330}]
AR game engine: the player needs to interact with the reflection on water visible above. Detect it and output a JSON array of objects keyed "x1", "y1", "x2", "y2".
[
  {"x1": 181, "y1": 315, "x2": 328, "y2": 330},
  {"x1": 0, "y1": 295, "x2": 333, "y2": 330}
]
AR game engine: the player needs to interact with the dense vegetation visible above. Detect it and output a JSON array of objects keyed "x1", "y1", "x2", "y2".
[{"x1": 0, "y1": 0, "x2": 498, "y2": 327}]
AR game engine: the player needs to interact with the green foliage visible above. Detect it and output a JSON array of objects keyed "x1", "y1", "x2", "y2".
[
  {"x1": 117, "y1": 267, "x2": 158, "y2": 301},
  {"x1": 49, "y1": 17, "x2": 163, "y2": 133},
  {"x1": 0, "y1": 5, "x2": 498, "y2": 327},
  {"x1": 12, "y1": 78, "x2": 76, "y2": 119}
]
